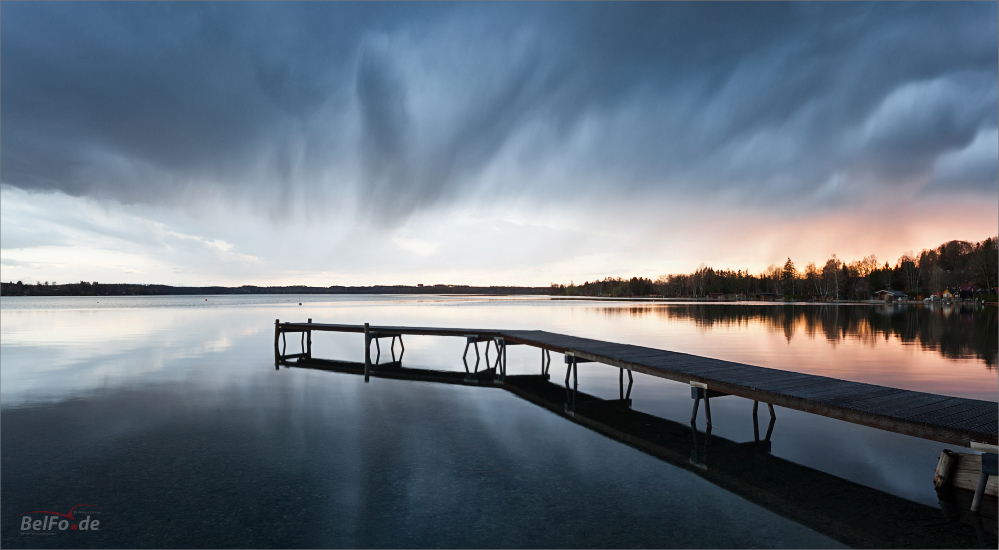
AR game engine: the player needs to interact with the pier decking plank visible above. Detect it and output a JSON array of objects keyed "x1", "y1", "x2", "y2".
[
  {"x1": 275, "y1": 321, "x2": 998, "y2": 447},
  {"x1": 836, "y1": 391, "x2": 950, "y2": 412}
]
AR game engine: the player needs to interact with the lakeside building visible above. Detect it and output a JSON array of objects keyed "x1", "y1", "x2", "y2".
[{"x1": 875, "y1": 290, "x2": 909, "y2": 302}]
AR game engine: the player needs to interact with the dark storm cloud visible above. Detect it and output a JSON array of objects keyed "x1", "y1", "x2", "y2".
[{"x1": 2, "y1": 2, "x2": 996, "y2": 221}]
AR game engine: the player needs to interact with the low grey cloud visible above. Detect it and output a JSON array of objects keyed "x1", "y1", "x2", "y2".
[{"x1": 2, "y1": 2, "x2": 996, "y2": 225}]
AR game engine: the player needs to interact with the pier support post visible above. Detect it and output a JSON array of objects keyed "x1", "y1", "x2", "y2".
[
  {"x1": 306, "y1": 319, "x2": 312, "y2": 359},
  {"x1": 690, "y1": 383, "x2": 712, "y2": 427},
  {"x1": 390, "y1": 335, "x2": 405, "y2": 362},
  {"x1": 564, "y1": 357, "x2": 577, "y2": 410},
  {"x1": 619, "y1": 369, "x2": 634, "y2": 400},
  {"x1": 499, "y1": 338, "x2": 507, "y2": 380},
  {"x1": 363, "y1": 323, "x2": 371, "y2": 383},
  {"x1": 274, "y1": 319, "x2": 280, "y2": 368},
  {"x1": 753, "y1": 401, "x2": 760, "y2": 442},
  {"x1": 462, "y1": 337, "x2": 481, "y2": 374},
  {"x1": 753, "y1": 401, "x2": 777, "y2": 442}
]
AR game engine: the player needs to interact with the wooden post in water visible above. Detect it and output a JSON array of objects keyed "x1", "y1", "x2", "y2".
[
  {"x1": 753, "y1": 400, "x2": 760, "y2": 442},
  {"x1": 306, "y1": 318, "x2": 312, "y2": 359},
  {"x1": 363, "y1": 323, "x2": 371, "y2": 383},
  {"x1": 501, "y1": 339, "x2": 507, "y2": 378},
  {"x1": 273, "y1": 319, "x2": 280, "y2": 367}
]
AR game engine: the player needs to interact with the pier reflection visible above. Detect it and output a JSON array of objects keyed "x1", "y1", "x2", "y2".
[{"x1": 283, "y1": 356, "x2": 997, "y2": 548}]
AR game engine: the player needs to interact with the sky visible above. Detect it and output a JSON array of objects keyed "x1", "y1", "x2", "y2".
[{"x1": 2, "y1": 1, "x2": 997, "y2": 287}]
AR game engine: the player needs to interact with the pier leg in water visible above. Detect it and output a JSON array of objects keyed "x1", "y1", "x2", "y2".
[
  {"x1": 619, "y1": 368, "x2": 624, "y2": 400},
  {"x1": 753, "y1": 401, "x2": 760, "y2": 442},
  {"x1": 273, "y1": 319, "x2": 280, "y2": 368},
  {"x1": 501, "y1": 339, "x2": 507, "y2": 380},
  {"x1": 363, "y1": 323, "x2": 370, "y2": 383},
  {"x1": 764, "y1": 403, "x2": 777, "y2": 440},
  {"x1": 564, "y1": 358, "x2": 577, "y2": 411},
  {"x1": 689, "y1": 385, "x2": 713, "y2": 428},
  {"x1": 388, "y1": 335, "x2": 405, "y2": 363},
  {"x1": 626, "y1": 369, "x2": 633, "y2": 399},
  {"x1": 306, "y1": 319, "x2": 312, "y2": 360},
  {"x1": 689, "y1": 422, "x2": 713, "y2": 467},
  {"x1": 364, "y1": 323, "x2": 371, "y2": 384},
  {"x1": 704, "y1": 391, "x2": 712, "y2": 428},
  {"x1": 462, "y1": 337, "x2": 482, "y2": 375}
]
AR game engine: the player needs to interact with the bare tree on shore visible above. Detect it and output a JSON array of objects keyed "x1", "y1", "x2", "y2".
[{"x1": 822, "y1": 255, "x2": 842, "y2": 299}]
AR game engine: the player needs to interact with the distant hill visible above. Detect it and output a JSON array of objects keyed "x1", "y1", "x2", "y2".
[{"x1": 0, "y1": 282, "x2": 550, "y2": 297}]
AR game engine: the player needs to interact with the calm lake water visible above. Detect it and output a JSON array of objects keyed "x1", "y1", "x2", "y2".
[{"x1": 2, "y1": 295, "x2": 996, "y2": 548}]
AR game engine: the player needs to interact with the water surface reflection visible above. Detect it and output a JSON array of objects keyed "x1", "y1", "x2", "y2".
[
  {"x1": 595, "y1": 303, "x2": 997, "y2": 368},
  {"x1": 1, "y1": 296, "x2": 996, "y2": 548}
]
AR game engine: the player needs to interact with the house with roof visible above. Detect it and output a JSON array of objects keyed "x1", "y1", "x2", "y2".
[{"x1": 875, "y1": 289, "x2": 908, "y2": 302}]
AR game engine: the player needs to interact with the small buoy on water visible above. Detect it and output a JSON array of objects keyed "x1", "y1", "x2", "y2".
[
  {"x1": 205, "y1": 299, "x2": 208, "y2": 301},
  {"x1": 299, "y1": 302, "x2": 302, "y2": 306}
]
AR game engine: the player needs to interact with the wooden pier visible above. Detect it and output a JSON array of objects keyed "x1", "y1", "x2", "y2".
[{"x1": 274, "y1": 320, "x2": 998, "y2": 449}]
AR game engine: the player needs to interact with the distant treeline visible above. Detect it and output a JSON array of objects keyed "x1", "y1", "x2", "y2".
[
  {"x1": 551, "y1": 236, "x2": 999, "y2": 299},
  {"x1": 0, "y1": 282, "x2": 550, "y2": 297}
]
